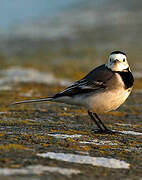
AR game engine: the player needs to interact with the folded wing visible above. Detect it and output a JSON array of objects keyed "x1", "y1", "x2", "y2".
[{"x1": 54, "y1": 64, "x2": 114, "y2": 98}]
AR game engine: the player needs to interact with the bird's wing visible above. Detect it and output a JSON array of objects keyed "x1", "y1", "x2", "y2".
[{"x1": 54, "y1": 64, "x2": 114, "y2": 98}]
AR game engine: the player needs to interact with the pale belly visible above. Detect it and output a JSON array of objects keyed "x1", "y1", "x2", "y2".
[
  {"x1": 54, "y1": 87, "x2": 132, "y2": 113},
  {"x1": 87, "y1": 88, "x2": 132, "y2": 113}
]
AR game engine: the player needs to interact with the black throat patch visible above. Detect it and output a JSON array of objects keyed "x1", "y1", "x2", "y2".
[{"x1": 116, "y1": 69, "x2": 134, "y2": 89}]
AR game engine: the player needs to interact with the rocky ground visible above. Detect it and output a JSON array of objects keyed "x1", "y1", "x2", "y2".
[{"x1": 0, "y1": 66, "x2": 141, "y2": 180}]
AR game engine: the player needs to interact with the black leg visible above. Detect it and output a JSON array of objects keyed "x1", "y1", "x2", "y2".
[
  {"x1": 94, "y1": 113, "x2": 111, "y2": 131},
  {"x1": 88, "y1": 111, "x2": 104, "y2": 132},
  {"x1": 88, "y1": 111, "x2": 115, "y2": 134}
]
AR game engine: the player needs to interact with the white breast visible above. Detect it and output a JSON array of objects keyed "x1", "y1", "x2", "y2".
[
  {"x1": 87, "y1": 73, "x2": 132, "y2": 113},
  {"x1": 87, "y1": 87, "x2": 132, "y2": 113}
]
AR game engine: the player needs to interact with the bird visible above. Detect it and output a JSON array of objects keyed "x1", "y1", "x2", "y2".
[{"x1": 11, "y1": 51, "x2": 134, "y2": 134}]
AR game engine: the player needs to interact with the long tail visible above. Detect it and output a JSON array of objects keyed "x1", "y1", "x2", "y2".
[{"x1": 10, "y1": 97, "x2": 53, "y2": 106}]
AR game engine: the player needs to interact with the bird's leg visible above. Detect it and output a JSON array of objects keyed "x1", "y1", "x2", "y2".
[
  {"x1": 94, "y1": 113, "x2": 113, "y2": 133},
  {"x1": 88, "y1": 111, "x2": 104, "y2": 132}
]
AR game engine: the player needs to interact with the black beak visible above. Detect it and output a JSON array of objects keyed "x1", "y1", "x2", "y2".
[{"x1": 114, "y1": 59, "x2": 119, "y2": 63}]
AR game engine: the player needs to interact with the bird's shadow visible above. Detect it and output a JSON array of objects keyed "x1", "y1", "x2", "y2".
[{"x1": 91, "y1": 128, "x2": 124, "y2": 135}]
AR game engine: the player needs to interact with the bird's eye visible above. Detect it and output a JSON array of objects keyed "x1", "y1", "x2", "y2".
[
  {"x1": 110, "y1": 58, "x2": 112, "y2": 62},
  {"x1": 123, "y1": 58, "x2": 125, "y2": 62}
]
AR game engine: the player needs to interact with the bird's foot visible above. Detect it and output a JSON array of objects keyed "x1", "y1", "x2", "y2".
[{"x1": 91, "y1": 128, "x2": 116, "y2": 134}]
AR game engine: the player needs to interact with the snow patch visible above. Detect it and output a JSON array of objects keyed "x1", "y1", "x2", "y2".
[
  {"x1": 0, "y1": 165, "x2": 80, "y2": 177},
  {"x1": 37, "y1": 152, "x2": 130, "y2": 169}
]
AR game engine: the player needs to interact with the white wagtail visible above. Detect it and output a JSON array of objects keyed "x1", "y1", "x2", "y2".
[{"x1": 11, "y1": 51, "x2": 134, "y2": 134}]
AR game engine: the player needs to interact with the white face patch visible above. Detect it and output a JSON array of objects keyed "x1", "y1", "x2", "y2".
[{"x1": 106, "y1": 53, "x2": 129, "y2": 72}]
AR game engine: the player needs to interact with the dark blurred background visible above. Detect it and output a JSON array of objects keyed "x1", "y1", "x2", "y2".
[{"x1": 0, "y1": 0, "x2": 142, "y2": 80}]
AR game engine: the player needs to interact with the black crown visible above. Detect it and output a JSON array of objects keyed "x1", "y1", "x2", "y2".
[{"x1": 110, "y1": 51, "x2": 126, "y2": 56}]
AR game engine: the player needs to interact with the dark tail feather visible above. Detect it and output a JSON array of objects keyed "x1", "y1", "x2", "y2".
[{"x1": 10, "y1": 97, "x2": 53, "y2": 106}]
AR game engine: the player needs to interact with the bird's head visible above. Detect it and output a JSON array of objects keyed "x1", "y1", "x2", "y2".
[{"x1": 106, "y1": 51, "x2": 130, "y2": 72}]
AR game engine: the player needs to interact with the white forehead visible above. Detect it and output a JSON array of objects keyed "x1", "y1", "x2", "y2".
[{"x1": 109, "y1": 53, "x2": 126, "y2": 60}]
